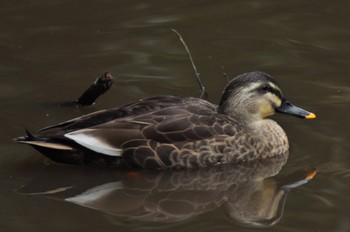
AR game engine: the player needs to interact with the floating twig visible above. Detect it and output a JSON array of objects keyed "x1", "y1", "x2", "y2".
[
  {"x1": 171, "y1": 29, "x2": 207, "y2": 98},
  {"x1": 76, "y1": 72, "x2": 114, "y2": 106}
]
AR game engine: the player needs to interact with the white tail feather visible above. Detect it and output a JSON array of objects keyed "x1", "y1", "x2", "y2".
[{"x1": 17, "y1": 140, "x2": 73, "y2": 150}]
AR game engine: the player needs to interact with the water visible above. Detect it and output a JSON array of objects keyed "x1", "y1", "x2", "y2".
[{"x1": 1, "y1": 0, "x2": 350, "y2": 231}]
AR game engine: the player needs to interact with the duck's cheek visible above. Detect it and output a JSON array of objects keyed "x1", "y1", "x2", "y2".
[{"x1": 259, "y1": 102, "x2": 275, "y2": 118}]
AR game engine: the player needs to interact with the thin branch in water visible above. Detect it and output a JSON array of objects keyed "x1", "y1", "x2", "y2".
[{"x1": 171, "y1": 29, "x2": 207, "y2": 98}]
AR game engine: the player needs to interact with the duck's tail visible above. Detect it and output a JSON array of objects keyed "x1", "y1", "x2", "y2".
[
  {"x1": 14, "y1": 130, "x2": 125, "y2": 167},
  {"x1": 14, "y1": 129, "x2": 89, "y2": 165},
  {"x1": 14, "y1": 129, "x2": 74, "y2": 151}
]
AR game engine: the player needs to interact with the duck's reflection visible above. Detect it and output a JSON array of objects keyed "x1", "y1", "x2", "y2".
[{"x1": 18, "y1": 153, "x2": 315, "y2": 227}]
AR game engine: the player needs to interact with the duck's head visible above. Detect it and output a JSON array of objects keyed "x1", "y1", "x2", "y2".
[{"x1": 218, "y1": 71, "x2": 316, "y2": 123}]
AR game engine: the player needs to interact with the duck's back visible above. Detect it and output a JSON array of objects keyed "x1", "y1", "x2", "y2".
[{"x1": 41, "y1": 96, "x2": 202, "y2": 132}]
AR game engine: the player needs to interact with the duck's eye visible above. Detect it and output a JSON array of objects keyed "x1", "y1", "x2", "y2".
[{"x1": 259, "y1": 85, "x2": 272, "y2": 93}]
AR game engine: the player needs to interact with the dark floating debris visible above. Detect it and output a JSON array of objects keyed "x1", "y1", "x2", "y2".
[{"x1": 76, "y1": 72, "x2": 114, "y2": 106}]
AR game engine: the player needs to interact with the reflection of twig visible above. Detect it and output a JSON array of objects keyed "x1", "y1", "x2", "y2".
[{"x1": 171, "y1": 29, "x2": 207, "y2": 98}]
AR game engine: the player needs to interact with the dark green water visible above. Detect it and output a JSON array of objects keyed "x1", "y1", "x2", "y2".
[{"x1": 2, "y1": 1, "x2": 350, "y2": 231}]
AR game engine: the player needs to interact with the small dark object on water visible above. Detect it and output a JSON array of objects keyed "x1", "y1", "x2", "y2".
[{"x1": 76, "y1": 72, "x2": 113, "y2": 106}]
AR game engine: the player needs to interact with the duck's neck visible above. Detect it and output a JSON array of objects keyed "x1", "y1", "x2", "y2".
[
  {"x1": 226, "y1": 109, "x2": 262, "y2": 131},
  {"x1": 251, "y1": 119, "x2": 289, "y2": 155},
  {"x1": 219, "y1": 106, "x2": 289, "y2": 153}
]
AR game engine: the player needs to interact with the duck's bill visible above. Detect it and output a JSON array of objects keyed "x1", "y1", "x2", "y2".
[{"x1": 276, "y1": 99, "x2": 316, "y2": 119}]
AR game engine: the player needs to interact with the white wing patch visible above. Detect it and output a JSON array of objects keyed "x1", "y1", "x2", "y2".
[{"x1": 65, "y1": 129, "x2": 122, "y2": 157}]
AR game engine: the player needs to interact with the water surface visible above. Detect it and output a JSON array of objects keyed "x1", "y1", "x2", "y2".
[{"x1": 1, "y1": 1, "x2": 350, "y2": 231}]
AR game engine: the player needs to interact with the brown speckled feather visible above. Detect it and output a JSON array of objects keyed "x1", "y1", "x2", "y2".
[{"x1": 61, "y1": 97, "x2": 245, "y2": 168}]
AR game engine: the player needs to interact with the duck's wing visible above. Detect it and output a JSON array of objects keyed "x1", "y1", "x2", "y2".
[
  {"x1": 63, "y1": 102, "x2": 238, "y2": 158},
  {"x1": 40, "y1": 96, "x2": 190, "y2": 132}
]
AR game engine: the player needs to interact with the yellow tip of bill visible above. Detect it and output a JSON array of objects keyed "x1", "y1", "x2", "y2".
[{"x1": 305, "y1": 112, "x2": 316, "y2": 119}]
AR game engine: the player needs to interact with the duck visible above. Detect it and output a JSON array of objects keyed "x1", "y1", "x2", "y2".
[{"x1": 15, "y1": 71, "x2": 316, "y2": 169}]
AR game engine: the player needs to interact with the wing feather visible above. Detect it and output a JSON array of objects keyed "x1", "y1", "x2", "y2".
[{"x1": 65, "y1": 129, "x2": 123, "y2": 157}]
